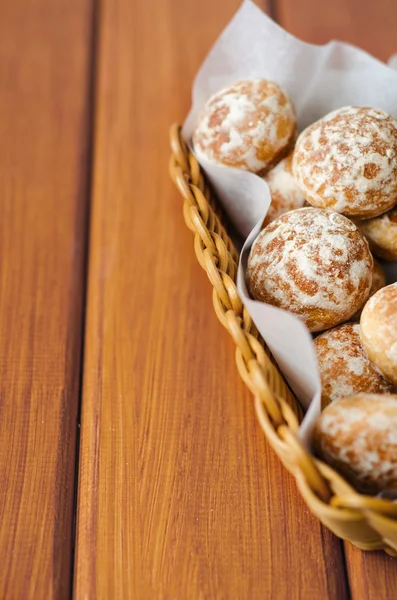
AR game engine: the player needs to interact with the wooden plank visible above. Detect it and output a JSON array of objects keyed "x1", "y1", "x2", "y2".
[
  {"x1": 345, "y1": 546, "x2": 397, "y2": 600},
  {"x1": 275, "y1": 1, "x2": 397, "y2": 598},
  {"x1": 74, "y1": 0, "x2": 347, "y2": 597},
  {"x1": 0, "y1": 1, "x2": 93, "y2": 597},
  {"x1": 276, "y1": 0, "x2": 397, "y2": 61}
]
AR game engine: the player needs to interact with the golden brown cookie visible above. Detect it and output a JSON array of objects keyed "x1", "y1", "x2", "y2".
[
  {"x1": 358, "y1": 207, "x2": 397, "y2": 260},
  {"x1": 262, "y1": 149, "x2": 305, "y2": 226},
  {"x1": 293, "y1": 106, "x2": 397, "y2": 218},
  {"x1": 314, "y1": 323, "x2": 395, "y2": 409},
  {"x1": 351, "y1": 259, "x2": 386, "y2": 320},
  {"x1": 360, "y1": 283, "x2": 397, "y2": 384},
  {"x1": 247, "y1": 208, "x2": 373, "y2": 332},
  {"x1": 314, "y1": 393, "x2": 397, "y2": 493},
  {"x1": 193, "y1": 79, "x2": 296, "y2": 173}
]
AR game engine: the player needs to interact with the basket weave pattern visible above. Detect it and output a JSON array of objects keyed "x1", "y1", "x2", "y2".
[{"x1": 169, "y1": 124, "x2": 397, "y2": 555}]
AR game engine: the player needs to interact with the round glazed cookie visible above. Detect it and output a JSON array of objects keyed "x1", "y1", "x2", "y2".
[
  {"x1": 246, "y1": 207, "x2": 373, "y2": 332},
  {"x1": 360, "y1": 283, "x2": 397, "y2": 384},
  {"x1": 293, "y1": 106, "x2": 397, "y2": 218},
  {"x1": 314, "y1": 393, "x2": 397, "y2": 493},
  {"x1": 314, "y1": 323, "x2": 395, "y2": 409},
  {"x1": 351, "y1": 259, "x2": 386, "y2": 320},
  {"x1": 358, "y1": 207, "x2": 397, "y2": 260},
  {"x1": 262, "y1": 149, "x2": 306, "y2": 226},
  {"x1": 193, "y1": 79, "x2": 296, "y2": 173}
]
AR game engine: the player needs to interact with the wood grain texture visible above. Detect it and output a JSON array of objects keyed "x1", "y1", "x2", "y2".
[
  {"x1": 276, "y1": 0, "x2": 397, "y2": 61},
  {"x1": 345, "y1": 546, "x2": 397, "y2": 600},
  {"x1": 0, "y1": 1, "x2": 93, "y2": 598},
  {"x1": 74, "y1": 0, "x2": 347, "y2": 597},
  {"x1": 276, "y1": 1, "x2": 397, "y2": 598}
]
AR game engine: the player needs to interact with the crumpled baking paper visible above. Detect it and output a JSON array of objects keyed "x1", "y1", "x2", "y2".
[{"x1": 182, "y1": 0, "x2": 397, "y2": 445}]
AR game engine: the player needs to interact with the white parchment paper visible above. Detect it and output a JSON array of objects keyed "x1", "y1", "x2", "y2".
[{"x1": 182, "y1": 0, "x2": 397, "y2": 446}]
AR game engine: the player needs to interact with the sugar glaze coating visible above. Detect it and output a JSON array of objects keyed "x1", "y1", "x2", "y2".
[
  {"x1": 359, "y1": 207, "x2": 397, "y2": 261},
  {"x1": 193, "y1": 79, "x2": 296, "y2": 173},
  {"x1": 247, "y1": 207, "x2": 373, "y2": 332},
  {"x1": 293, "y1": 106, "x2": 397, "y2": 218},
  {"x1": 314, "y1": 393, "x2": 397, "y2": 493},
  {"x1": 314, "y1": 323, "x2": 395, "y2": 409},
  {"x1": 361, "y1": 283, "x2": 397, "y2": 385},
  {"x1": 351, "y1": 259, "x2": 386, "y2": 321},
  {"x1": 262, "y1": 150, "x2": 305, "y2": 226}
]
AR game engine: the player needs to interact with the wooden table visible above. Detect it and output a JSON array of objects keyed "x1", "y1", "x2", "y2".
[{"x1": 1, "y1": 0, "x2": 397, "y2": 597}]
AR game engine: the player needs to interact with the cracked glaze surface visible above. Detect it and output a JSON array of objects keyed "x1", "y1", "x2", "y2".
[
  {"x1": 247, "y1": 207, "x2": 373, "y2": 332},
  {"x1": 193, "y1": 79, "x2": 296, "y2": 173},
  {"x1": 293, "y1": 106, "x2": 397, "y2": 218}
]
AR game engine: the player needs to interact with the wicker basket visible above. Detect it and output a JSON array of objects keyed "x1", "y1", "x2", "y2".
[{"x1": 169, "y1": 124, "x2": 397, "y2": 555}]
